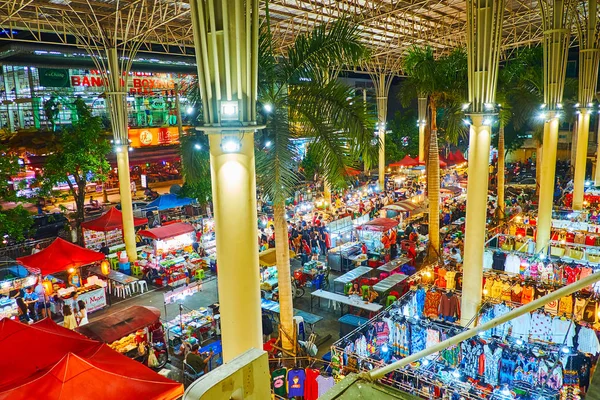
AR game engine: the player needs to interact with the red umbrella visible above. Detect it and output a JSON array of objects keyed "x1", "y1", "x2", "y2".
[
  {"x1": 454, "y1": 149, "x2": 467, "y2": 163},
  {"x1": 389, "y1": 155, "x2": 418, "y2": 168}
]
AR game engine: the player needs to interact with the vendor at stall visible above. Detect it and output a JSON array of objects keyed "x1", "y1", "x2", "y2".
[
  {"x1": 365, "y1": 286, "x2": 379, "y2": 303},
  {"x1": 185, "y1": 345, "x2": 213, "y2": 374}
]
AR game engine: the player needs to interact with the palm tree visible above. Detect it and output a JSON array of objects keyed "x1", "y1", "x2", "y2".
[
  {"x1": 402, "y1": 46, "x2": 467, "y2": 259},
  {"x1": 181, "y1": 19, "x2": 373, "y2": 354},
  {"x1": 256, "y1": 19, "x2": 373, "y2": 353}
]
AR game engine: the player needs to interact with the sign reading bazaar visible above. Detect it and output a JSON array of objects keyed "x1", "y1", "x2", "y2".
[{"x1": 70, "y1": 71, "x2": 176, "y2": 94}]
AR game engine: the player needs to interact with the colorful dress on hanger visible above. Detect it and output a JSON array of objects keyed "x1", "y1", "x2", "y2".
[
  {"x1": 483, "y1": 344, "x2": 503, "y2": 386},
  {"x1": 423, "y1": 290, "x2": 442, "y2": 318}
]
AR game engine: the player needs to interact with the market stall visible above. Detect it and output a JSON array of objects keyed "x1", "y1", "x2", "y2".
[
  {"x1": 0, "y1": 257, "x2": 39, "y2": 319},
  {"x1": 356, "y1": 218, "x2": 399, "y2": 264},
  {"x1": 0, "y1": 318, "x2": 183, "y2": 400},
  {"x1": 327, "y1": 241, "x2": 363, "y2": 272},
  {"x1": 81, "y1": 207, "x2": 148, "y2": 250},
  {"x1": 138, "y1": 222, "x2": 203, "y2": 287},
  {"x1": 17, "y1": 238, "x2": 107, "y2": 316}
]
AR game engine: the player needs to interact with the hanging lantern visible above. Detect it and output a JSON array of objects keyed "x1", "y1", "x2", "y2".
[
  {"x1": 42, "y1": 280, "x2": 53, "y2": 295},
  {"x1": 101, "y1": 259, "x2": 110, "y2": 275}
]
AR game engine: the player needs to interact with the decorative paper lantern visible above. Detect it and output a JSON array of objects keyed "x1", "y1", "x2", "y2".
[
  {"x1": 42, "y1": 280, "x2": 53, "y2": 295},
  {"x1": 101, "y1": 259, "x2": 110, "y2": 275}
]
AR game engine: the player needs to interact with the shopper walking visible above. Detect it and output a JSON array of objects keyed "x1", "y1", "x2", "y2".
[
  {"x1": 76, "y1": 300, "x2": 88, "y2": 326},
  {"x1": 63, "y1": 304, "x2": 77, "y2": 330}
]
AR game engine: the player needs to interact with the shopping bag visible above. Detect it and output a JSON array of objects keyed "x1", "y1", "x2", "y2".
[
  {"x1": 567, "y1": 248, "x2": 584, "y2": 260},
  {"x1": 587, "y1": 253, "x2": 600, "y2": 263},
  {"x1": 550, "y1": 246, "x2": 565, "y2": 257},
  {"x1": 147, "y1": 348, "x2": 159, "y2": 368},
  {"x1": 501, "y1": 241, "x2": 514, "y2": 251}
]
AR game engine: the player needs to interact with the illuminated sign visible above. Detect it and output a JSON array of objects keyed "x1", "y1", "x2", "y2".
[
  {"x1": 128, "y1": 126, "x2": 188, "y2": 147},
  {"x1": 70, "y1": 74, "x2": 175, "y2": 94}
]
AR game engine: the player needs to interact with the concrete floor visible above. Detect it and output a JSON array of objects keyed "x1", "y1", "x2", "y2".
[{"x1": 86, "y1": 254, "x2": 343, "y2": 363}]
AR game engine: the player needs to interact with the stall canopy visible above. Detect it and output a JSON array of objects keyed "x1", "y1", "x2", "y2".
[
  {"x1": 384, "y1": 200, "x2": 420, "y2": 212},
  {"x1": 0, "y1": 318, "x2": 100, "y2": 388},
  {"x1": 344, "y1": 167, "x2": 362, "y2": 176},
  {"x1": 81, "y1": 207, "x2": 148, "y2": 231},
  {"x1": 138, "y1": 222, "x2": 195, "y2": 241},
  {"x1": 356, "y1": 218, "x2": 399, "y2": 232},
  {"x1": 454, "y1": 149, "x2": 467, "y2": 163},
  {"x1": 0, "y1": 318, "x2": 183, "y2": 400},
  {"x1": 17, "y1": 238, "x2": 105, "y2": 276},
  {"x1": 146, "y1": 193, "x2": 195, "y2": 211},
  {"x1": 75, "y1": 306, "x2": 161, "y2": 344},
  {"x1": 438, "y1": 156, "x2": 448, "y2": 168},
  {"x1": 390, "y1": 155, "x2": 418, "y2": 168},
  {"x1": 444, "y1": 151, "x2": 456, "y2": 165},
  {"x1": 259, "y1": 248, "x2": 296, "y2": 267}
]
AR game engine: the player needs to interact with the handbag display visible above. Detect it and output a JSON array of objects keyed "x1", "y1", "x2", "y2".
[
  {"x1": 587, "y1": 252, "x2": 600, "y2": 263},
  {"x1": 550, "y1": 246, "x2": 566, "y2": 257},
  {"x1": 567, "y1": 248, "x2": 584, "y2": 260},
  {"x1": 575, "y1": 233, "x2": 586, "y2": 244},
  {"x1": 586, "y1": 235, "x2": 597, "y2": 247}
]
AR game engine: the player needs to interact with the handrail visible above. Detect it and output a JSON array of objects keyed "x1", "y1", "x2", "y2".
[{"x1": 365, "y1": 270, "x2": 600, "y2": 381}]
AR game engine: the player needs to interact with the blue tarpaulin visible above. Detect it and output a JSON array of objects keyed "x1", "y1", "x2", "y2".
[{"x1": 146, "y1": 194, "x2": 195, "y2": 211}]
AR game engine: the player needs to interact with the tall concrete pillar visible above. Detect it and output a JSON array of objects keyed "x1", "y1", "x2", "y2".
[
  {"x1": 573, "y1": 0, "x2": 600, "y2": 210},
  {"x1": 462, "y1": 0, "x2": 505, "y2": 324},
  {"x1": 536, "y1": 0, "x2": 573, "y2": 251},
  {"x1": 189, "y1": 0, "x2": 263, "y2": 362},
  {"x1": 106, "y1": 48, "x2": 137, "y2": 262},
  {"x1": 418, "y1": 96, "x2": 427, "y2": 163},
  {"x1": 371, "y1": 73, "x2": 392, "y2": 190}
]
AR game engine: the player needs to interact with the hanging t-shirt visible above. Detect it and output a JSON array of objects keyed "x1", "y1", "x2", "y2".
[
  {"x1": 492, "y1": 252, "x2": 506, "y2": 271},
  {"x1": 558, "y1": 295, "x2": 573, "y2": 315},
  {"x1": 504, "y1": 254, "x2": 521, "y2": 274},
  {"x1": 511, "y1": 284, "x2": 522, "y2": 303},
  {"x1": 574, "y1": 298, "x2": 586, "y2": 321},
  {"x1": 583, "y1": 300, "x2": 597, "y2": 324},
  {"x1": 521, "y1": 285, "x2": 534, "y2": 304},
  {"x1": 483, "y1": 250, "x2": 493, "y2": 270},
  {"x1": 564, "y1": 265, "x2": 581, "y2": 284},
  {"x1": 316, "y1": 375, "x2": 335, "y2": 397},
  {"x1": 287, "y1": 369, "x2": 306, "y2": 398},
  {"x1": 272, "y1": 368, "x2": 287, "y2": 398},
  {"x1": 445, "y1": 271, "x2": 457, "y2": 290},
  {"x1": 424, "y1": 290, "x2": 442, "y2": 318},
  {"x1": 304, "y1": 368, "x2": 320, "y2": 400},
  {"x1": 374, "y1": 321, "x2": 390, "y2": 346}
]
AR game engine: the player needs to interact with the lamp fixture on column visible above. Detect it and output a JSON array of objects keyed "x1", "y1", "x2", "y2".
[
  {"x1": 221, "y1": 136, "x2": 242, "y2": 153},
  {"x1": 220, "y1": 100, "x2": 239, "y2": 121}
]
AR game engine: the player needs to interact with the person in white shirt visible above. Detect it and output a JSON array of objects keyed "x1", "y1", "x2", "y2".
[
  {"x1": 31, "y1": 244, "x2": 42, "y2": 254},
  {"x1": 448, "y1": 248, "x2": 462, "y2": 264}
]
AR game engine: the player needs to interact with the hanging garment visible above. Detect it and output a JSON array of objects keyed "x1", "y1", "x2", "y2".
[
  {"x1": 483, "y1": 344, "x2": 503, "y2": 386},
  {"x1": 510, "y1": 284, "x2": 523, "y2": 303},
  {"x1": 504, "y1": 253, "x2": 521, "y2": 274},
  {"x1": 492, "y1": 252, "x2": 507, "y2": 271},
  {"x1": 537, "y1": 359, "x2": 550, "y2": 386},
  {"x1": 483, "y1": 278, "x2": 495, "y2": 297},
  {"x1": 491, "y1": 279, "x2": 504, "y2": 299},
  {"x1": 397, "y1": 322, "x2": 410, "y2": 357},
  {"x1": 583, "y1": 300, "x2": 597, "y2": 324},
  {"x1": 551, "y1": 317, "x2": 575, "y2": 347},
  {"x1": 438, "y1": 292, "x2": 461, "y2": 320},
  {"x1": 410, "y1": 323, "x2": 427, "y2": 354},
  {"x1": 412, "y1": 287, "x2": 426, "y2": 317},
  {"x1": 423, "y1": 290, "x2": 442, "y2": 318},
  {"x1": 564, "y1": 265, "x2": 581, "y2": 284},
  {"x1": 460, "y1": 340, "x2": 483, "y2": 378},
  {"x1": 445, "y1": 271, "x2": 457, "y2": 290},
  {"x1": 441, "y1": 344, "x2": 460, "y2": 367},
  {"x1": 374, "y1": 321, "x2": 390, "y2": 346},
  {"x1": 272, "y1": 368, "x2": 288, "y2": 398},
  {"x1": 521, "y1": 285, "x2": 535, "y2": 304},
  {"x1": 579, "y1": 267, "x2": 593, "y2": 291},
  {"x1": 523, "y1": 356, "x2": 540, "y2": 386},
  {"x1": 498, "y1": 348, "x2": 516, "y2": 386},
  {"x1": 425, "y1": 328, "x2": 441, "y2": 359},
  {"x1": 577, "y1": 326, "x2": 600, "y2": 355},
  {"x1": 539, "y1": 262, "x2": 555, "y2": 282},
  {"x1": 287, "y1": 369, "x2": 306, "y2": 398},
  {"x1": 483, "y1": 250, "x2": 494, "y2": 270},
  {"x1": 574, "y1": 297, "x2": 587, "y2": 321},
  {"x1": 304, "y1": 368, "x2": 320, "y2": 400},
  {"x1": 530, "y1": 311, "x2": 552, "y2": 342},
  {"x1": 510, "y1": 312, "x2": 532, "y2": 341},
  {"x1": 547, "y1": 363, "x2": 564, "y2": 391},
  {"x1": 316, "y1": 375, "x2": 335, "y2": 397},
  {"x1": 492, "y1": 303, "x2": 512, "y2": 339},
  {"x1": 436, "y1": 268, "x2": 448, "y2": 288},
  {"x1": 500, "y1": 281, "x2": 512, "y2": 302},
  {"x1": 557, "y1": 294, "x2": 573, "y2": 315},
  {"x1": 544, "y1": 295, "x2": 559, "y2": 315}
]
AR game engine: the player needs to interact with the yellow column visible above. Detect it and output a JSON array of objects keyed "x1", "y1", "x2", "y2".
[
  {"x1": 208, "y1": 133, "x2": 262, "y2": 362},
  {"x1": 418, "y1": 97, "x2": 427, "y2": 163},
  {"x1": 107, "y1": 47, "x2": 137, "y2": 262},
  {"x1": 596, "y1": 140, "x2": 600, "y2": 185},
  {"x1": 536, "y1": 113, "x2": 560, "y2": 252},
  {"x1": 116, "y1": 151, "x2": 138, "y2": 261},
  {"x1": 573, "y1": 109, "x2": 590, "y2": 210},
  {"x1": 461, "y1": 115, "x2": 491, "y2": 324}
]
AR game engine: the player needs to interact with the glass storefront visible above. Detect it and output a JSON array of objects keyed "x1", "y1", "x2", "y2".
[{"x1": 0, "y1": 66, "x2": 195, "y2": 132}]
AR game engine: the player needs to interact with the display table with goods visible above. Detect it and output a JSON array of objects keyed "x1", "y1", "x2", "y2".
[
  {"x1": 81, "y1": 207, "x2": 148, "y2": 251},
  {"x1": 166, "y1": 307, "x2": 217, "y2": 347},
  {"x1": 333, "y1": 266, "x2": 373, "y2": 294},
  {"x1": 292, "y1": 260, "x2": 330, "y2": 291},
  {"x1": 356, "y1": 218, "x2": 400, "y2": 265},
  {"x1": 260, "y1": 266, "x2": 279, "y2": 292},
  {"x1": 0, "y1": 259, "x2": 39, "y2": 319},
  {"x1": 310, "y1": 290, "x2": 383, "y2": 315},
  {"x1": 327, "y1": 241, "x2": 362, "y2": 272},
  {"x1": 49, "y1": 283, "x2": 108, "y2": 315},
  {"x1": 76, "y1": 305, "x2": 168, "y2": 368}
]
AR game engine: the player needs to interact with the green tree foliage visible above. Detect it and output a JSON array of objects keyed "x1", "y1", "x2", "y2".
[
  {"x1": 179, "y1": 132, "x2": 212, "y2": 207},
  {"x1": 0, "y1": 148, "x2": 33, "y2": 242},
  {"x1": 39, "y1": 104, "x2": 110, "y2": 243},
  {"x1": 386, "y1": 109, "x2": 420, "y2": 164}
]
